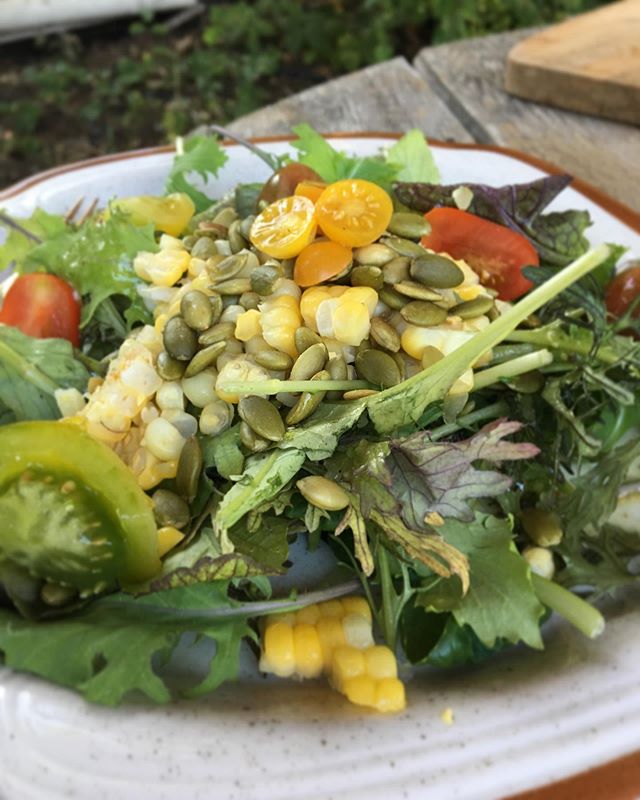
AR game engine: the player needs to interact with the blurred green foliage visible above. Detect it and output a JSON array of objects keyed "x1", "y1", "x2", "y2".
[{"x1": 0, "y1": 0, "x2": 610, "y2": 183}]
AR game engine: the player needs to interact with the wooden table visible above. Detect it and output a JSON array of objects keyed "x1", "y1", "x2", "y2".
[
  {"x1": 227, "y1": 25, "x2": 640, "y2": 800},
  {"x1": 229, "y1": 27, "x2": 640, "y2": 214}
]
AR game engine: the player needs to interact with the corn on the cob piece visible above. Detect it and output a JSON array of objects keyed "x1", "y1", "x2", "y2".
[{"x1": 259, "y1": 596, "x2": 405, "y2": 712}]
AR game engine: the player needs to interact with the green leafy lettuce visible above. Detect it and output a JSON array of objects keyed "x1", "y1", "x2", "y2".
[
  {"x1": 0, "y1": 209, "x2": 67, "y2": 273},
  {"x1": 0, "y1": 582, "x2": 250, "y2": 705},
  {"x1": 0, "y1": 326, "x2": 89, "y2": 421},
  {"x1": 165, "y1": 136, "x2": 229, "y2": 212}
]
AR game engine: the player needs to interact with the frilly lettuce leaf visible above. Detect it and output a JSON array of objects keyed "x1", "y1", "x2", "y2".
[{"x1": 165, "y1": 135, "x2": 229, "y2": 212}]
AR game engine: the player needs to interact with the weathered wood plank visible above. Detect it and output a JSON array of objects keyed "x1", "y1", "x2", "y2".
[
  {"x1": 414, "y1": 29, "x2": 640, "y2": 211},
  {"x1": 228, "y1": 57, "x2": 473, "y2": 143}
]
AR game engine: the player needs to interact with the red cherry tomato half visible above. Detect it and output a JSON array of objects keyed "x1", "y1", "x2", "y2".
[
  {"x1": 420, "y1": 207, "x2": 540, "y2": 301},
  {"x1": 605, "y1": 265, "x2": 640, "y2": 319},
  {"x1": 0, "y1": 274, "x2": 81, "y2": 346},
  {"x1": 259, "y1": 163, "x2": 324, "y2": 205}
]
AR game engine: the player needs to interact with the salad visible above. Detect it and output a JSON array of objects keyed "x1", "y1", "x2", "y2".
[{"x1": 0, "y1": 125, "x2": 639, "y2": 713}]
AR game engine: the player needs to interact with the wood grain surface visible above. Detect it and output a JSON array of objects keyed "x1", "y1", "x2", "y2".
[
  {"x1": 228, "y1": 57, "x2": 473, "y2": 142},
  {"x1": 414, "y1": 28, "x2": 640, "y2": 212},
  {"x1": 506, "y1": 0, "x2": 640, "y2": 126}
]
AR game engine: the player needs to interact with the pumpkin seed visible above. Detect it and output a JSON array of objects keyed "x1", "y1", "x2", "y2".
[
  {"x1": 190, "y1": 237, "x2": 218, "y2": 259},
  {"x1": 215, "y1": 278, "x2": 252, "y2": 296},
  {"x1": 381, "y1": 236, "x2": 427, "y2": 258},
  {"x1": 182, "y1": 235, "x2": 197, "y2": 251},
  {"x1": 290, "y1": 342, "x2": 328, "y2": 381},
  {"x1": 326, "y1": 353, "x2": 348, "y2": 400},
  {"x1": 254, "y1": 350, "x2": 294, "y2": 371},
  {"x1": 251, "y1": 265, "x2": 282, "y2": 295},
  {"x1": 212, "y1": 207, "x2": 237, "y2": 228},
  {"x1": 163, "y1": 316, "x2": 198, "y2": 361},
  {"x1": 286, "y1": 370, "x2": 329, "y2": 425},
  {"x1": 156, "y1": 350, "x2": 186, "y2": 381},
  {"x1": 386, "y1": 211, "x2": 431, "y2": 240},
  {"x1": 199, "y1": 399, "x2": 234, "y2": 436},
  {"x1": 198, "y1": 320, "x2": 236, "y2": 346},
  {"x1": 238, "y1": 396, "x2": 286, "y2": 442},
  {"x1": 379, "y1": 286, "x2": 408, "y2": 310},
  {"x1": 152, "y1": 489, "x2": 191, "y2": 530},
  {"x1": 297, "y1": 476, "x2": 350, "y2": 511},
  {"x1": 220, "y1": 303, "x2": 243, "y2": 322},
  {"x1": 450, "y1": 295, "x2": 495, "y2": 319},
  {"x1": 295, "y1": 326, "x2": 322, "y2": 354},
  {"x1": 343, "y1": 388, "x2": 379, "y2": 400},
  {"x1": 382, "y1": 256, "x2": 411, "y2": 284},
  {"x1": 487, "y1": 305, "x2": 500, "y2": 322},
  {"x1": 228, "y1": 219, "x2": 246, "y2": 254},
  {"x1": 184, "y1": 341, "x2": 227, "y2": 378},
  {"x1": 239, "y1": 216, "x2": 256, "y2": 240},
  {"x1": 176, "y1": 436, "x2": 203, "y2": 501},
  {"x1": 369, "y1": 317, "x2": 401, "y2": 352},
  {"x1": 410, "y1": 254, "x2": 464, "y2": 289},
  {"x1": 353, "y1": 242, "x2": 396, "y2": 266},
  {"x1": 511, "y1": 370, "x2": 545, "y2": 395},
  {"x1": 350, "y1": 265, "x2": 384, "y2": 290},
  {"x1": 180, "y1": 290, "x2": 215, "y2": 331},
  {"x1": 208, "y1": 253, "x2": 248, "y2": 282},
  {"x1": 357, "y1": 337, "x2": 372, "y2": 355},
  {"x1": 390, "y1": 351, "x2": 406, "y2": 381},
  {"x1": 208, "y1": 293, "x2": 223, "y2": 324},
  {"x1": 239, "y1": 420, "x2": 270, "y2": 452},
  {"x1": 355, "y1": 349, "x2": 401, "y2": 388},
  {"x1": 393, "y1": 281, "x2": 443, "y2": 301},
  {"x1": 239, "y1": 291, "x2": 261, "y2": 310},
  {"x1": 400, "y1": 300, "x2": 448, "y2": 327}
]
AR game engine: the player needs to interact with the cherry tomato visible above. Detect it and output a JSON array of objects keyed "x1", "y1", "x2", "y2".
[
  {"x1": 294, "y1": 180, "x2": 327, "y2": 204},
  {"x1": 420, "y1": 207, "x2": 540, "y2": 302},
  {"x1": 259, "y1": 163, "x2": 324, "y2": 204},
  {"x1": 294, "y1": 241, "x2": 352, "y2": 287},
  {"x1": 109, "y1": 192, "x2": 195, "y2": 237},
  {"x1": 0, "y1": 274, "x2": 81, "y2": 346},
  {"x1": 315, "y1": 179, "x2": 393, "y2": 248},
  {"x1": 249, "y1": 195, "x2": 317, "y2": 259},
  {"x1": 605, "y1": 265, "x2": 640, "y2": 319}
]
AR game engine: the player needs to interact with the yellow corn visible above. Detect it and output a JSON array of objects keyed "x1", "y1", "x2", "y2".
[
  {"x1": 157, "y1": 526, "x2": 185, "y2": 557},
  {"x1": 259, "y1": 294, "x2": 302, "y2": 358},
  {"x1": 216, "y1": 357, "x2": 271, "y2": 403},
  {"x1": 300, "y1": 286, "x2": 377, "y2": 345},
  {"x1": 235, "y1": 309, "x2": 262, "y2": 342},
  {"x1": 133, "y1": 235, "x2": 190, "y2": 287},
  {"x1": 259, "y1": 596, "x2": 405, "y2": 713}
]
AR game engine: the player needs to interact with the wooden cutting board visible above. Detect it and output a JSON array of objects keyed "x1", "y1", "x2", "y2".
[{"x1": 505, "y1": 0, "x2": 640, "y2": 126}]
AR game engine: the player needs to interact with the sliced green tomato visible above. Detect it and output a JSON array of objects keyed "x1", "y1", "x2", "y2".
[
  {"x1": 109, "y1": 192, "x2": 196, "y2": 236},
  {"x1": 0, "y1": 421, "x2": 161, "y2": 593}
]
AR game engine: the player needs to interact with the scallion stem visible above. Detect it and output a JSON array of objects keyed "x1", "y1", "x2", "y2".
[
  {"x1": 217, "y1": 379, "x2": 371, "y2": 396},
  {"x1": 531, "y1": 573, "x2": 605, "y2": 639},
  {"x1": 473, "y1": 349, "x2": 553, "y2": 391}
]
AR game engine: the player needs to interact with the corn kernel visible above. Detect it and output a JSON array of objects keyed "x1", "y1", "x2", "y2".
[
  {"x1": 296, "y1": 603, "x2": 321, "y2": 625},
  {"x1": 332, "y1": 301, "x2": 371, "y2": 346},
  {"x1": 157, "y1": 525, "x2": 185, "y2": 558},
  {"x1": 364, "y1": 645, "x2": 397, "y2": 679},
  {"x1": 134, "y1": 248, "x2": 190, "y2": 287},
  {"x1": 293, "y1": 624, "x2": 323, "y2": 678},
  {"x1": 320, "y1": 599, "x2": 344, "y2": 618},
  {"x1": 374, "y1": 678, "x2": 406, "y2": 713},
  {"x1": 343, "y1": 614, "x2": 375, "y2": 649},
  {"x1": 156, "y1": 381, "x2": 185, "y2": 411},
  {"x1": 341, "y1": 596, "x2": 372, "y2": 621},
  {"x1": 456, "y1": 284, "x2": 484, "y2": 302},
  {"x1": 182, "y1": 371, "x2": 218, "y2": 408},
  {"x1": 343, "y1": 286, "x2": 378, "y2": 315},
  {"x1": 331, "y1": 646, "x2": 365, "y2": 691},
  {"x1": 342, "y1": 675, "x2": 376, "y2": 708},
  {"x1": 216, "y1": 358, "x2": 271, "y2": 403},
  {"x1": 262, "y1": 622, "x2": 295, "y2": 678},
  {"x1": 143, "y1": 417, "x2": 185, "y2": 461},
  {"x1": 316, "y1": 617, "x2": 346, "y2": 665},
  {"x1": 54, "y1": 388, "x2": 86, "y2": 417},
  {"x1": 235, "y1": 309, "x2": 262, "y2": 341}
]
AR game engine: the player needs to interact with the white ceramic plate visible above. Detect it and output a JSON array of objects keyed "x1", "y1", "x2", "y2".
[{"x1": 1, "y1": 136, "x2": 639, "y2": 800}]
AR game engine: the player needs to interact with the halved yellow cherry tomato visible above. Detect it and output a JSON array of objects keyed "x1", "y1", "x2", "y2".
[
  {"x1": 294, "y1": 240, "x2": 353, "y2": 287},
  {"x1": 294, "y1": 180, "x2": 327, "y2": 204},
  {"x1": 314, "y1": 179, "x2": 393, "y2": 248},
  {"x1": 250, "y1": 195, "x2": 317, "y2": 259}
]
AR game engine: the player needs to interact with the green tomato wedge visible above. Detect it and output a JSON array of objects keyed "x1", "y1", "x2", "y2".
[{"x1": 0, "y1": 421, "x2": 161, "y2": 594}]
